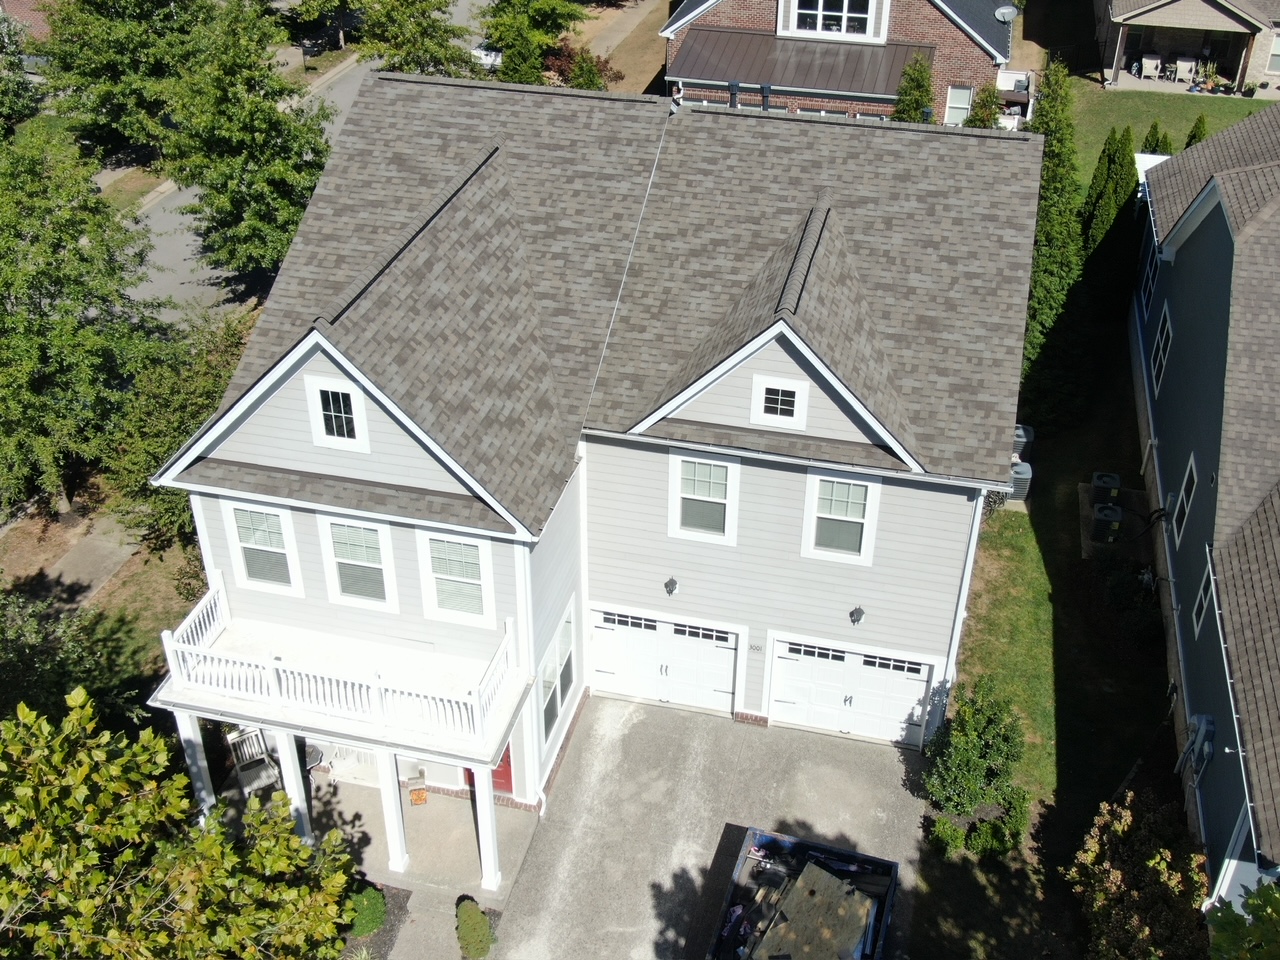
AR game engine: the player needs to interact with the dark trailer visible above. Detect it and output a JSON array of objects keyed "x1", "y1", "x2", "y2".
[{"x1": 706, "y1": 827, "x2": 898, "y2": 960}]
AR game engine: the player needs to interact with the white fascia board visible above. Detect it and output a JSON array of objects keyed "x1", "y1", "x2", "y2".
[
  {"x1": 1164, "y1": 179, "x2": 1232, "y2": 261},
  {"x1": 155, "y1": 329, "x2": 533, "y2": 541},
  {"x1": 659, "y1": 0, "x2": 724, "y2": 38},
  {"x1": 1115, "y1": 0, "x2": 1264, "y2": 27},
  {"x1": 670, "y1": 77, "x2": 899, "y2": 101},
  {"x1": 628, "y1": 319, "x2": 924, "y2": 472},
  {"x1": 928, "y1": 0, "x2": 1008, "y2": 62},
  {"x1": 165, "y1": 480, "x2": 528, "y2": 542},
  {"x1": 589, "y1": 429, "x2": 1002, "y2": 492}
]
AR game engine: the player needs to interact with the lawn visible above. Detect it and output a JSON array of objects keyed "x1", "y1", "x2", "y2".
[
  {"x1": 1071, "y1": 75, "x2": 1265, "y2": 185},
  {"x1": 102, "y1": 167, "x2": 167, "y2": 210},
  {"x1": 282, "y1": 45, "x2": 359, "y2": 85}
]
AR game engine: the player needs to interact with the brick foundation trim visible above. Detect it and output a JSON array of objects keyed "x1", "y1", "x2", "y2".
[
  {"x1": 734, "y1": 711, "x2": 770, "y2": 726},
  {"x1": 418, "y1": 782, "x2": 541, "y2": 813}
]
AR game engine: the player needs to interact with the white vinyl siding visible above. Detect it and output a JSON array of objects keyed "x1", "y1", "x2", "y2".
[
  {"x1": 221, "y1": 501, "x2": 304, "y2": 597},
  {"x1": 944, "y1": 86, "x2": 974, "y2": 125},
  {"x1": 417, "y1": 531, "x2": 496, "y2": 628},
  {"x1": 668, "y1": 452, "x2": 740, "y2": 545},
  {"x1": 318, "y1": 516, "x2": 398, "y2": 612},
  {"x1": 802, "y1": 469, "x2": 881, "y2": 565}
]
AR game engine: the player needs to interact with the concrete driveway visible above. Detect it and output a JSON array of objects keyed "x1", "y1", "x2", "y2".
[{"x1": 494, "y1": 695, "x2": 927, "y2": 959}]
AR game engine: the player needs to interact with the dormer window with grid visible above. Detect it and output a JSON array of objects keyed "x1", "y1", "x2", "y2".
[
  {"x1": 320, "y1": 390, "x2": 356, "y2": 439},
  {"x1": 305, "y1": 374, "x2": 370, "y2": 453},
  {"x1": 751, "y1": 375, "x2": 809, "y2": 430},
  {"x1": 763, "y1": 387, "x2": 796, "y2": 418},
  {"x1": 796, "y1": 0, "x2": 870, "y2": 35}
]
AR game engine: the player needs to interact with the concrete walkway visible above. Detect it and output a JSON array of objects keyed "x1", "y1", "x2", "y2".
[
  {"x1": 580, "y1": 0, "x2": 666, "y2": 56},
  {"x1": 44, "y1": 515, "x2": 138, "y2": 602}
]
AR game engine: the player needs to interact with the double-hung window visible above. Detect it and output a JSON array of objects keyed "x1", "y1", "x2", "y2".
[
  {"x1": 1140, "y1": 245, "x2": 1158, "y2": 320},
  {"x1": 750, "y1": 375, "x2": 810, "y2": 430},
  {"x1": 668, "y1": 453, "x2": 740, "y2": 544},
  {"x1": 1172, "y1": 455, "x2": 1196, "y2": 547},
  {"x1": 802, "y1": 470, "x2": 881, "y2": 565},
  {"x1": 1151, "y1": 304, "x2": 1172, "y2": 394},
  {"x1": 944, "y1": 86, "x2": 974, "y2": 126},
  {"x1": 222, "y1": 501, "x2": 303, "y2": 597},
  {"x1": 794, "y1": 0, "x2": 872, "y2": 35},
  {"x1": 541, "y1": 607, "x2": 575, "y2": 742},
  {"x1": 417, "y1": 531, "x2": 495, "y2": 627},
  {"x1": 318, "y1": 517, "x2": 397, "y2": 611},
  {"x1": 305, "y1": 374, "x2": 370, "y2": 453}
]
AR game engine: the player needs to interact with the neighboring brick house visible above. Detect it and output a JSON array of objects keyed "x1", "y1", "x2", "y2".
[
  {"x1": 661, "y1": 0, "x2": 1021, "y2": 120},
  {"x1": 0, "y1": 0, "x2": 49, "y2": 41}
]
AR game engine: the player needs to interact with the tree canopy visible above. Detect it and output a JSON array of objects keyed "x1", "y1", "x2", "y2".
[
  {"x1": 163, "y1": 0, "x2": 331, "y2": 275},
  {"x1": 0, "y1": 13, "x2": 38, "y2": 134},
  {"x1": 38, "y1": 0, "x2": 214, "y2": 150},
  {"x1": 1021, "y1": 59, "x2": 1081, "y2": 375},
  {"x1": 890, "y1": 55, "x2": 933, "y2": 123},
  {"x1": 360, "y1": 0, "x2": 478, "y2": 76},
  {"x1": 0, "y1": 689, "x2": 354, "y2": 958},
  {"x1": 1209, "y1": 881, "x2": 1280, "y2": 959},
  {"x1": 567, "y1": 48, "x2": 605, "y2": 90},
  {"x1": 482, "y1": 0, "x2": 589, "y2": 64},
  {"x1": 0, "y1": 127, "x2": 161, "y2": 514}
]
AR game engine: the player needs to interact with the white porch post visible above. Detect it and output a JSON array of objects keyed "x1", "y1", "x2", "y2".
[
  {"x1": 472, "y1": 765, "x2": 502, "y2": 891},
  {"x1": 271, "y1": 729, "x2": 313, "y2": 844},
  {"x1": 376, "y1": 750, "x2": 410, "y2": 872},
  {"x1": 173, "y1": 711, "x2": 216, "y2": 815}
]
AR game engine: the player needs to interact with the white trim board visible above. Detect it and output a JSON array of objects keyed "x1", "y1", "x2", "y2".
[{"x1": 154, "y1": 330, "x2": 534, "y2": 541}]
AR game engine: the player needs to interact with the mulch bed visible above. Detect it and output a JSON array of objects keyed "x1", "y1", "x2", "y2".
[{"x1": 342, "y1": 884, "x2": 411, "y2": 960}]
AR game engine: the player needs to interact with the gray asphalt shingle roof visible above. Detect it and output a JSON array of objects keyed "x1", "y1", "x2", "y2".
[
  {"x1": 1111, "y1": 0, "x2": 1270, "y2": 24},
  {"x1": 218, "y1": 75, "x2": 1041, "y2": 533}
]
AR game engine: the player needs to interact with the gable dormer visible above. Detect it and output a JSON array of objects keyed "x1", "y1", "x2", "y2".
[{"x1": 776, "y1": 0, "x2": 892, "y2": 44}]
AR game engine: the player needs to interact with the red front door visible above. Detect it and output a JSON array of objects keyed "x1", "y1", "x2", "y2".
[{"x1": 469, "y1": 744, "x2": 514, "y2": 796}]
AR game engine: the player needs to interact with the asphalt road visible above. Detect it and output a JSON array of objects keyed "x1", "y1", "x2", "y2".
[{"x1": 133, "y1": 59, "x2": 374, "y2": 322}]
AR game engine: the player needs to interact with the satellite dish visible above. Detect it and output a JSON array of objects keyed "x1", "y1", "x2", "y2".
[{"x1": 994, "y1": 4, "x2": 1018, "y2": 21}]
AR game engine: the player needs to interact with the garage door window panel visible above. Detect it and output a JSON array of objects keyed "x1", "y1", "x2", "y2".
[
  {"x1": 668, "y1": 453, "x2": 740, "y2": 545},
  {"x1": 802, "y1": 471, "x2": 881, "y2": 565}
]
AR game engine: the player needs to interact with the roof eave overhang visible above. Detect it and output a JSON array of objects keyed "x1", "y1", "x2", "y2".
[
  {"x1": 660, "y1": 0, "x2": 726, "y2": 37},
  {"x1": 668, "y1": 76, "x2": 899, "y2": 101},
  {"x1": 927, "y1": 0, "x2": 1010, "y2": 62},
  {"x1": 1113, "y1": 0, "x2": 1265, "y2": 28}
]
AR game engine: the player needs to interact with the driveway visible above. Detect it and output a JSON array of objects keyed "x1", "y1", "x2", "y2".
[{"x1": 494, "y1": 695, "x2": 926, "y2": 959}]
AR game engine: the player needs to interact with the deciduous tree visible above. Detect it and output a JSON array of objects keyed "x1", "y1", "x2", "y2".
[
  {"x1": 0, "y1": 127, "x2": 160, "y2": 515},
  {"x1": 962, "y1": 83, "x2": 1001, "y2": 129},
  {"x1": 164, "y1": 0, "x2": 331, "y2": 275},
  {"x1": 0, "y1": 689, "x2": 354, "y2": 958},
  {"x1": 294, "y1": 0, "x2": 353, "y2": 49},
  {"x1": 890, "y1": 54, "x2": 933, "y2": 123},
  {"x1": 0, "y1": 13, "x2": 38, "y2": 134},
  {"x1": 567, "y1": 48, "x2": 605, "y2": 89},
  {"x1": 1209, "y1": 880, "x2": 1280, "y2": 958},
  {"x1": 1022, "y1": 58, "x2": 1081, "y2": 374},
  {"x1": 360, "y1": 0, "x2": 477, "y2": 76},
  {"x1": 482, "y1": 0, "x2": 589, "y2": 64},
  {"x1": 37, "y1": 0, "x2": 213, "y2": 150}
]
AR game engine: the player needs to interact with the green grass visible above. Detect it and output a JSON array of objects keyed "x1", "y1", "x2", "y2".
[
  {"x1": 1071, "y1": 76, "x2": 1264, "y2": 186},
  {"x1": 282, "y1": 45, "x2": 359, "y2": 84},
  {"x1": 101, "y1": 168, "x2": 167, "y2": 210},
  {"x1": 959, "y1": 510, "x2": 1057, "y2": 802},
  {"x1": 345, "y1": 884, "x2": 386, "y2": 939},
  {"x1": 14, "y1": 113, "x2": 78, "y2": 145}
]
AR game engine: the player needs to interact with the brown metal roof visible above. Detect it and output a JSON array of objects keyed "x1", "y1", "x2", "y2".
[{"x1": 668, "y1": 27, "x2": 934, "y2": 98}]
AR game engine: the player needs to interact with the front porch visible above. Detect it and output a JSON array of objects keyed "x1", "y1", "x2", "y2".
[{"x1": 1105, "y1": 70, "x2": 1280, "y2": 98}]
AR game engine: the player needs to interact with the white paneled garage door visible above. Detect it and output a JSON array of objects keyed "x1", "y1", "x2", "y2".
[
  {"x1": 591, "y1": 610, "x2": 737, "y2": 713},
  {"x1": 770, "y1": 638, "x2": 931, "y2": 748}
]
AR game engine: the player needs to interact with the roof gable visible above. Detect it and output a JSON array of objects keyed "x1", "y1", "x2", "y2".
[{"x1": 1112, "y1": 0, "x2": 1268, "y2": 27}]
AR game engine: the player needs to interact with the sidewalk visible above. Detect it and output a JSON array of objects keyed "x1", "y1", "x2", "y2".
[{"x1": 579, "y1": 0, "x2": 665, "y2": 57}]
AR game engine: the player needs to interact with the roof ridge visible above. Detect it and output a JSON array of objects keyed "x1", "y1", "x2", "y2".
[
  {"x1": 776, "y1": 190, "x2": 832, "y2": 317},
  {"x1": 315, "y1": 137, "x2": 505, "y2": 325},
  {"x1": 1214, "y1": 157, "x2": 1280, "y2": 179}
]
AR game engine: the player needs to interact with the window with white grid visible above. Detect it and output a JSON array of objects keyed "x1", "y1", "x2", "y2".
[
  {"x1": 802, "y1": 469, "x2": 881, "y2": 565},
  {"x1": 221, "y1": 501, "x2": 304, "y2": 597},
  {"x1": 305, "y1": 374, "x2": 370, "y2": 453},
  {"x1": 417, "y1": 531, "x2": 495, "y2": 627},
  {"x1": 668, "y1": 453, "x2": 740, "y2": 544},
  {"x1": 318, "y1": 516, "x2": 397, "y2": 611}
]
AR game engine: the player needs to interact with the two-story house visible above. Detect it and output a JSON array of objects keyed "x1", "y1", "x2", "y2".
[
  {"x1": 1129, "y1": 103, "x2": 1280, "y2": 906},
  {"x1": 150, "y1": 75, "x2": 1042, "y2": 890},
  {"x1": 660, "y1": 0, "x2": 1023, "y2": 120}
]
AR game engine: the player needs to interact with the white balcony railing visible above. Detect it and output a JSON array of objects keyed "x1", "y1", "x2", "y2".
[{"x1": 161, "y1": 581, "x2": 517, "y2": 750}]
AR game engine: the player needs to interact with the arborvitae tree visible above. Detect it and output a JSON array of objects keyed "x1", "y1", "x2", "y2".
[
  {"x1": 1141, "y1": 119, "x2": 1173, "y2": 154},
  {"x1": 890, "y1": 55, "x2": 933, "y2": 123},
  {"x1": 360, "y1": 0, "x2": 478, "y2": 76},
  {"x1": 1021, "y1": 59, "x2": 1081, "y2": 375},
  {"x1": 1082, "y1": 126, "x2": 1138, "y2": 256},
  {"x1": 1083, "y1": 126, "x2": 1119, "y2": 217},
  {"x1": 1155, "y1": 130, "x2": 1174, "y2": 155},
  {"x1": 0, "y1": 14, "x2": 38, "y2": 134},
  {"x1": 567, "y1": 48, "x2": 605, "y2": 90},
  {"x1": 962, "y1": 83, "x2": 1001, "y2": 129},
  {"x1": 1184, "y1": 113, "x2": 1208, "y2": 149},
  {"x1": 496, "y1": 17, "x2": 544, "y2": 85}
]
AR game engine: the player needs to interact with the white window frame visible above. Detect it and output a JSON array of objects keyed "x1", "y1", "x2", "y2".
[
  {"x1": 1269, "y1": 34, "x2": 1280, "y2": 73},
  {"x1": 801, "y1": 469, "x2": 881, "y2": 566},
  {"x1": 1172, "y1": 455, "x2": 1196, "y2": 548},
  {"x1": 220, "y1": 500, "x2": 304, "y2": 597},
  {"x1": 540, "y1": 603, "x2": 576, "y2": 744},
  {"x1": 668, "y1": 452, "x2": 741, "y2": 545},
  {"x1": 944, "y1": 86, "x2": 974, "y2": 126},
  {"x1": 750, "y1": 375, "x2": 810, "y2": 430},
  {"x1": 317, "y1": 515, "x2": 398, "y2": 612},
  {"x1": 1192, "y1": 563, "x2": 1213, "y2": 638},
  {"x1": 1151, "y1": 303, "x2": 1172, "y2": 395},
  {"x1": 415, "y1": 531, "x2": 495, "y2": 628},
  {"x1": 779, "y1": 0, "x2": 887, "y2": 42},
  {"x1": 1140, "y1": 244, "x2": 1158, "y2": 321},
  {"x1": 304, "y1": 375, "x2": 370, "y2": 454}
]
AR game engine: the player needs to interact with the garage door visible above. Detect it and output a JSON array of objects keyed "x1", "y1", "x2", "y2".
[
  {"x1": 770, "y1": 639, "x2": 930, "y2": 747},
  {"x1": 592, "y1": 610, "x2": 737, "y2": 713}
]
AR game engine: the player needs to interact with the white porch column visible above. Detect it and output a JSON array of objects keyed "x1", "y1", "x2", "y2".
[
  {"x1": 376, "y1": 750, "x2": 410, "y2": 873},
  {"x1": 173, "y1": 711, "x2": 216, "y2": 815},
  {"x1": 472, "y1": 765, "x2": 502, "y2": 891},
  {"x1": 271, "y1": 729, "x2": 313, "y2": 844}
]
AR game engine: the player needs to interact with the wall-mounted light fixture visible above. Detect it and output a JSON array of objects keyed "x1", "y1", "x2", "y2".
[
  {"x1": 665, "y1": 577, "x2": 679, "y2": 597},
  {"x1": 849, "y1": 607, "x2": 865, "y2": 626}
]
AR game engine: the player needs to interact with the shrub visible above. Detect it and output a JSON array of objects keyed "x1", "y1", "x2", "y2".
[
  {"x1": 962, "y1": 83, "x2": 1001, "y2": 129},
  {"x1": 456, "y1": 897, "x2": 496, "y2": 959},
  {"x1": 347, "y1": 883, "x2": 387, "y2": 938},
  {"x1": 924, "y1": 676, "x2": 1025, "y2": 818},
  {"x1": 890, "y1": 55, "x2": 933, "y2": 123},
  {"x1": 1064, "y1": 790, "x2": 1208, "y2": 960},
  {"x1": 1185, "y1": 114, "x2": 1208, "y2": 149},
  {"x1": 929, "y1": 816, "x2": 968, "y2": 856},
  {"x1": 966, "y1": 819, "x2": 1000, "y2": 856}
]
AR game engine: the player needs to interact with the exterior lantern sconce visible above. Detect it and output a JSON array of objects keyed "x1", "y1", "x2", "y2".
[
  {"x1": 849, "y1": 606, "x2": 865, "y2": 626},
  {"x1": 665, "y1": 577, "x2": 679, "y2": 597}
]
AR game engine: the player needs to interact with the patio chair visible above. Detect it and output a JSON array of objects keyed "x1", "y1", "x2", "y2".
[
  {"x1": 1175, "y1": 57, "x2": 1196, "y2": 83},
  {"x1": 1141, "y1": 54, "x2": 1162, "y2": 80},
  {"x1": 227, "y1": 726, "x2": 281, "y2": 796}
]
